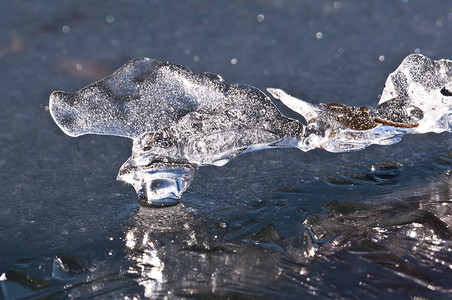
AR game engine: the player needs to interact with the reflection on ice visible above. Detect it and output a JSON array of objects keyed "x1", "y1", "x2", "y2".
[
  {"x1": 1, "y1": 163, "x2": 451, "y2": 298},
  {"x1": 125, "y1": 230, "x2": 165, "y2": 297},
  {"x1": 298, "y1": 174, "x2": 452, "y2": 295},
  {"x1": 49, "y1": 54, "x2": 452, "y2": 206},
  {"x1": 116, "y1": 168, "x2": 452, "y2": 298}
]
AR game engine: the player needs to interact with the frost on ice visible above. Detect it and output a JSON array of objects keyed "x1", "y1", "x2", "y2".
[{"x1": 49, "y1": 54, "x2": 452, "y2": 206}]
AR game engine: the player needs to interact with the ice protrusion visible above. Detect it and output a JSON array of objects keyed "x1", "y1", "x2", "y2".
[
  {"x1": 117, "y1": 153, "x2": 196, "y2": 207},
  {"x1": 268, "y1": 88, "x2": 415, "y2": 153},
  {"x1": 49, "y1": 54, "x2": 452, "y2": 206},
  {"x1": 267, "y1": 88, "x2": 322, "y2": 122}
]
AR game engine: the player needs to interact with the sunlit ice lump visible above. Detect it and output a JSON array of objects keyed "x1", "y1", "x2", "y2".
[{"x1": 49, "y1": 54, "x2": 452, "y2": 207}]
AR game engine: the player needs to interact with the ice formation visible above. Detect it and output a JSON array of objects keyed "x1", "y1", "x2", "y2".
[{"x1": 49, "y1": 54, "x2": 452, "y2": 206}]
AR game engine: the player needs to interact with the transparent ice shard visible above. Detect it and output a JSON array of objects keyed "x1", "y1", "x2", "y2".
[{"x1": 49, "y1": 54, "x2": 452, "y2": 206}]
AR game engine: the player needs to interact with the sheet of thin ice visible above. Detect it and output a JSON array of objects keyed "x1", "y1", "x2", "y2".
[{"x1": 49, "y1": 54, "x2": 452, "y2": 206}]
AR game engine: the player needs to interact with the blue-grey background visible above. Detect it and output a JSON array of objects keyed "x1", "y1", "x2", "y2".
[{"x1": 1, "y1": 1, "x2": 451, "y2": 298}]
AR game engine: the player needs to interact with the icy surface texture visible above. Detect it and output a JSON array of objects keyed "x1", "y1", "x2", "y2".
[
  {"x1": 49, "y1": 54, "x2": 452, "y2": 206},
  {"x1": 49, "y1": 58, "x2": 302, "y2": 140},
  {"x1": 379, "y1": 54, "x2": 452, "y2": 133}
]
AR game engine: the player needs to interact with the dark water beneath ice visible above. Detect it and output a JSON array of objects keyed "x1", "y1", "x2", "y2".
[{"x1": 1, "y1": 1, "x2": 452, "y2": 299}]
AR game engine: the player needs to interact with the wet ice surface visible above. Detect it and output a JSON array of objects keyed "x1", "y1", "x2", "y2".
[
  {"x1": 49, "y1": 54, "x2": 451, "y2": 206},
  {"x1": 3, "y1": 1, "x2": 452, "y2": 298},
  {"x1": 29, "y1": 54, "x2": 452, "y2": 299},
  {"x1": 3, "y1": 148, "x2": 452, "y2": 298}
]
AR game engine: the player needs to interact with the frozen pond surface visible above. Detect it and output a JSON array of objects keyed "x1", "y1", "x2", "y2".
[{"x1": 1, "y1": 1, "x2": 452, "y2": 299}]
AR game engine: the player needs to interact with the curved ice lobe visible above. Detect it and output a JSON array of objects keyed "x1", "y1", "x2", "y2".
[
  {"x1": 49, "y1": 57, "x2": 303, "y2": 139},
  {"x1": 379, "y1": 54, "x2": 452, "y2": 133}
]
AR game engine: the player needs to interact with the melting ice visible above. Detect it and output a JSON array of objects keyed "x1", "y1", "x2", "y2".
[{"x1": 49, "y1": 54, "x2": 452, "y2": 206}]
